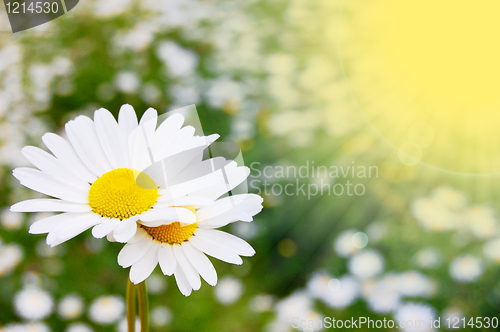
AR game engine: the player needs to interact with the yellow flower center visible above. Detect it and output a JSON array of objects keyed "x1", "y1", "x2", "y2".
[
  {"x1": 141, "y1": 205, "x2": 198, "y2": 244},
  {"x1": 88, "y1": 168, "x2": 159, "y2": 220}
]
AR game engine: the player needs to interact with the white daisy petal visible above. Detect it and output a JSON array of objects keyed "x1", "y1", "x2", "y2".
[
  {"x1": 160, "y1": 172, "x2": 220, "y2": 200},
  {"x1": 199, "y1": 210, "x2": 252, "y2": 228},
  {"x1": 153, "y1": 126, "x2": 195, "y2": 161},
  {"x1": 11, "y1": 199, "x2": 90, "y2": 213},
  {"x1": 129, "y1": 242, "x2": 160, "y2": 284},
  {"x1": 106, "y1": 233, "x2": 117, "y2": 242},
  {"x1": 185, "y1": 134, "x2": 220, "y2": 151},
  {"x1": 154, "y1": 196, "x2": 213, "y2": 209},
  {"x1": 172, "y1": 244, "x2": 201, "y2": 290},
  {"x1": 195, "y1": 229, "x2": 255, "y2": 256},
  {"x1": 48, "y1": 213, "x2": 103, "y2": 246},
  {"x1": 139, "y1": 107, "x2": 158, "y2": 127},
  {"x1": 174, "y1": 266, "x2": 193, "y2": 296},
  {"x1": 118, "y1": 238, "x2": 153, "y2": 268},
  {"x1": 190, "y1": 163, "x2": 250, "y2": 201},
  {"x1": 94, "y1": 108, "x2": 129, "y2": 168},
  {"x1": 138, "y1": 107, "x2": 158, "y2": 147},
  {"x1": 158, "y1": 244, "x2": 176, "y2": 276},
  {"x1": 140, "y1": 207, "x2": 197, "y2": 225},
  {"x1": 174, "y1": 157, "x2": 231, "y2": 183},
  {"x1": 65, "y1": 115, "x2": 112, "y2": 175},
  {"x1": 42, "y1": 133, "x2": 96, "y2": 183},
  {"x1": 197, "y1": 194, "x2": 262, "y2": 221},
  {"x1": 129, "y1": 126, "x2": 154, "y2": 171},
  {"x1": 189, "y1": 235, "x2": 243, "y2": 265},
  {"x1": 21, "y1": 146, "x2": 89, "y2": 190},
  {"x1": 152, "y1": 113, "x2": 184, "y2": 148},
  {"x1": 92, "y1": 219, "x2": 121, "y2": 238},
  {"x1": 127, "y1": 227, "x2": 149, "y2": 244},
  {"x1": 144, "y1": 145, "x2": 209, "y2": 187},
  {"x1": 13, "y1": 168, "x2": 88, "y2": 203},
  {"x1": 113, "y1": 217, "x2": 139, "y2": 243},
  {"x1": 29, "y1": 213, "x2": 70, "y2": 234},
  {"x1": 118, "y1": 104, "x2": 138, "y2": 137},
  {"x1": 182, "y1": 242, "x2": 217, "y2": 286}
]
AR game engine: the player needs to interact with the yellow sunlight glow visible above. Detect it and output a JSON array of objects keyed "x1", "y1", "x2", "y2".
[{"x1": 339, "y1": 0, "x2": 500, "y2": 173}]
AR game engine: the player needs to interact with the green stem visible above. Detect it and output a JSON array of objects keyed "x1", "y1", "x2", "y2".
[
  {"x1": 126, "y1": 280, "x2": 137, "y2": 332},
  {"x1": 137, "y1": 281, "x2": 150, "y2": 332}
]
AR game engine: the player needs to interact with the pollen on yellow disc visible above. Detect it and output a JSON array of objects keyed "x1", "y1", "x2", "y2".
[
  {"x1": 142, "y1": 205, "x2": 198, "y2": 244},
  {"x1": 88, "y1": 168, "x2": 159, "y2": 220}
]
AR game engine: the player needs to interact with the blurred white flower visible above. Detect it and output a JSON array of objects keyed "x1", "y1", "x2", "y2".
[
  {"x1": 36, "y1": 240, "x2": 60, "y2": 258},
  {"x1": 411, "y1": 197, "x2": 459, "y2": 232},
  {"x1": 156, "y1": 42, "x2": 198, "y2": 77},
  {"x1": 273, "y1": 291, "x2": 314, "y2": 329},
  {"x1": 363, "y1": 274, "x2": 401, "y2": 314},
  {"x1": 431, "y1": 186, "x2": 468, "y2": 210},
  {"x1": 141, "y1": 83, "x2": 162, "y2": 105},
  {"x1": 0, "y1": 243, "x2": 23, "y2": 276},
  {"x1": 465, "y1": 205, "x2": 498, "y2": 239},
  {"x1": 116, "y1": 317, "x2": 140, "y2": 332},
  {"x1": 1, "y1": 208, "x2": 23, "y2": 230},
  {"x1": 398, "y1": 271, "x2": 436, "y2": 297},
  {"x1": 264, "y1": 53, "x2": 298, "y2": 76},
  {"x1": 214, "y1": 276, "x2": 244, "y2": 305},
  {"x1": 365, "y1": 221, "x2": 386, "y2": 243},
  {"x1": 151, "y1": 306, "x2": 172, "y2": 327},
  {"x1": 394, "y1": 302, "x2": 437, "y2": 332},
  {"x1": 115, "y1": 71, "x2": 140, "y2": 93},
  {"x1": 169, "y1": 84, "x2": 200, "y2": 105},
  {"x1": 366, "y1": 287, "x2": 400, "y2": 314},
  {"x1": 22, "y1": 271, "x2": 42, "y2": 287},
  {"x1": 13, "y1": 286, "x2": 54, "y2": 321},
  {"x1": 449, "y1": 255, "x2": 483, "y2": 283},
  {"x1": 231, "y1": 221, "x2": 259, "y2": 240},
  {"x1": 267, "y1": 110, "x2": 320, "y2": 138},
  {"x1": 333, "y1": 229, "x2": 360, "y2": 257},
  {"x1": 51, "y1": 56, "x2": 73, "y2": 76},
  {"x1": 306, "y1": 272, "x2": 332, "y2": 299},
  {"x1": 266, "y1": 76, "x2": 299, "y2": 108},
  {"x1": 93, "y1": 0, "x2": 133, "y2": 18},
  {"x1": 88, "y1": 295, "x2": 125, "y2": 325},
  {"x1": 414, "y1": 247, "x2": 442, "y2": 269},
  {"x1": 58, "y1": 294, "x2": 84, "y2": 320},
  {"x1": 348, "y1": 249, "x2": 384, "y2": 279},
  {"x1": 361, "y1": 279, "x2": 378, "y2": 298},
  {"x1": 321, "y1": 275, "x2": 359, "y2": 309},
  {"x1": 3, "y1": 322, "x2": 50, "y2": 332},
  {"x1": 114, "y1": 22, "x2": 156, "y2": 51},
  {"x1": 298, "y1": 56, "x2": 339, "y2": 91},
  {"x1": 351, "y1": 232, "x2": 369, "y2": 249},
  {"x1": 249, "y1": 294, "x2": 275, "y2": 313},
  {"x1": 442, "y1": 307, "x2": 465, "y2": 330},
  {"x1": 29, "y1": 64, "x2": 55, "y2": 106},
  {"x1": 65, "y1": 322, "x2": 94, "y2": 332},
  {"x1": 484, "y1": 237, "x2": 500, "y2": 262},
  {"x1": 146, "y1": 274, "x2": 167, "y2": 295},
  {"x1": 205, "y1": 77, "x2": 245, "y2": 109}
]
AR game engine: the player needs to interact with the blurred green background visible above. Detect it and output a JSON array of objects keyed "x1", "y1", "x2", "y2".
[{"x1": 1, "y1": 0, "x2": 500, "y2": 331}]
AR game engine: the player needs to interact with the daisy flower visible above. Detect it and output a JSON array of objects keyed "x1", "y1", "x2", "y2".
[
  {"x1": 11, "y1": 104, "x2": 219, "y2": 246},
  {"x1": 117, "y1": 158, "x2": 263, "y2": 296}
]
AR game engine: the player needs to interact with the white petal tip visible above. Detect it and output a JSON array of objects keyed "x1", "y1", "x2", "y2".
[{"x1": 9, "y1": 205, "x2": 21, "y2": 212}]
